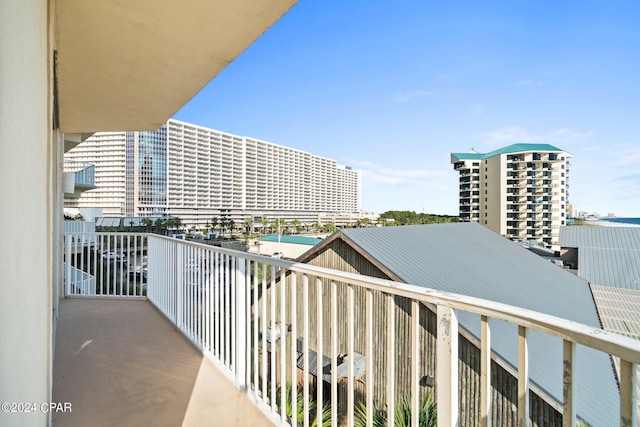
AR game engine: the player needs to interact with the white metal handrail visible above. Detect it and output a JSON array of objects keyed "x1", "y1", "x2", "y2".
[
  {"x1": 64, "y1": 232, "x2": 640, "y2": 426},
  {"x1": 63, "y1": 232, "x2": 147, "y2": 298}
]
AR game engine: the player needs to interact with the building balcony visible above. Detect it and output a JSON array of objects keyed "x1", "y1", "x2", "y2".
[
  {"x1": 63, "y1": 160, "x2": 96, "y2": 195},
  {"x1": 57, "y1": 232, "x2": 640, "y2": 426}
]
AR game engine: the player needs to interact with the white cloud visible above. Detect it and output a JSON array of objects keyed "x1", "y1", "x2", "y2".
[
  {"x1": 350, "y1": 160, "x2": 450, "y2": 189},
  {"x1": 393, "y1": 90, "x2": 431, "y2": 104},
  {"x1": 479, "y1": 125, "x2": 593, "y2": 149},
  {"x1": 613, "y1": 147, "x2": 640, "y2": 166}
]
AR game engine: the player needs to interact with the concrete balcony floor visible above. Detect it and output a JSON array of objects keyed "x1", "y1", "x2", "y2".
[{"x1": 53, "y1": 298, "x2": 272, "y2": 427}]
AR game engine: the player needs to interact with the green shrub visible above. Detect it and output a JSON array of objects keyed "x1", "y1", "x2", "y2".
[
  {"x1": 354, "y1": 392, "x2": 437, "y2": 427},
  {"x1": 275, "y1": 383, "x2": 331, "y2": 427}
]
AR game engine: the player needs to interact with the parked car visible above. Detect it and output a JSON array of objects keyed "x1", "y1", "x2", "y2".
[{"x1": 102, "y1": 251, "x2": 123, "y2": 261}]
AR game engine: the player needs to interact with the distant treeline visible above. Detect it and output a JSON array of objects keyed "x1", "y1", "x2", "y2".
[{"x1": 379, "y1": 210, "x2": 459, "y2": 225}]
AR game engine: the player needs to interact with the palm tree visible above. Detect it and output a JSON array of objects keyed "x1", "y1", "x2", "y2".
[
  {"x1": 270, "y1": 218, "x2": 283, "y2": 235},
  {"x1": 173, "y1": 217, "x2": 183, "y2": 233},
  {"x1": 291, "y1": 219, "x2": 301, "y2": 233},
  {"x1": 219, "y1": 218, "x2": 229, "y2": 239},
  {"x1": 154, "y1": 218, "x2": 165, "y2": 235},
  {"x1": 228, "y1": 219, "x2": 235, "y2": 238},
  {"x1": 261, "y1": 217, "x2": 269, "y2": 235},
  {"x1": 211, "y1": 216, "x2": 218, "y2": 235},
  {"x1": 244, "y1": 217, "x2": 254, "y2": 236},
  {"x1": 324, "y1": 222, "x2": 336, "y2": 233},
  {"x1": 141, "y1": 218, "x2": 153, "y2": 232}
]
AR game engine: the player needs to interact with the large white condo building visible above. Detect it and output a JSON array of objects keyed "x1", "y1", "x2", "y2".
[
  {"x1": 65, "y1": 119, "x2": 361, "y2": 224},
  {"x1": 451, "y1": 143, "x2": 571, "y2": 247}
]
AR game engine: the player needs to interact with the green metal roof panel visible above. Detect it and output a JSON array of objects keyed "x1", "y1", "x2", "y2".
[
  {"x1": 338, "y1": 223, "x2": 618, "y2": 425},
  {"x1": 259, "y1": 234, "x2": 323, "y2": 246},
  {"x1": 451, "y1": 152, "x2": 485, "y2": 160},
  {"x1": 452, "y1": 143, "x2": 567, "y2": 161},
  {"x1": 483, "y1": 143, "x2": 565, "y2": 157}
]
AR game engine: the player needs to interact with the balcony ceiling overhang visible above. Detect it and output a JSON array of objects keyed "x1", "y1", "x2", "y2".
[{"x1": 56, "y1": 0, "x2": 296, "y2": 134}]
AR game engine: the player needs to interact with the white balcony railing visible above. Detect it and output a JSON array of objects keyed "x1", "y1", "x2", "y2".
[{"x1": 63, "y1": 232, "x2": 640, "y2": 426}]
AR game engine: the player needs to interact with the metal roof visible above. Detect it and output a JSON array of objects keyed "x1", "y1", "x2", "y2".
[
  {"x1": 559, "y1": 226, "x2": 640, "y2": 289},
  {"x1": 330, "y1": 223, "x2": 618, "y2": 425},
  {"x1": 591, "y1": 285, "x2": 640, "y2": 339},
  {"x1": 452, "y1": 143, "x2": 566, "y2": 161}
]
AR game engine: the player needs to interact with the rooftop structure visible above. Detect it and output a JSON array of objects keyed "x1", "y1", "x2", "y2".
[
  {"x1": 298, "y1": 223, "x2": 618, "y2": 425},
  {"x1": 559, "y1": 226, "x2": 640, "y2": 289},
  {"x1": 451, "y1": 143, "x2": 572, "y2": 247}
]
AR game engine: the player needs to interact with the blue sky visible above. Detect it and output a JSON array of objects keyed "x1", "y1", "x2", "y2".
[{"x1": 175, "y1": 1, "x2": 640, "y2": 217}]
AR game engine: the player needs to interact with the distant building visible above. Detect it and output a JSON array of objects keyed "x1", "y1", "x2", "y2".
[
  {"x1": 451, "y1": 144, "x2": 572, "y2": 247},
  {"x1": 64, "y1": 132, "x2": 127, "y2": 217},
  {"x1": 65, "y1": 119, "x2": 361, "y2": 225}
]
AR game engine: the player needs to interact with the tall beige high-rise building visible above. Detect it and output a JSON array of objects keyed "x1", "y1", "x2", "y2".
[
  {"x1": 65, "y1": 119, "x2": 361, "y2": 225},
  {"x1": 451, "y1": 144, "x2": 571, "y2": 247}
]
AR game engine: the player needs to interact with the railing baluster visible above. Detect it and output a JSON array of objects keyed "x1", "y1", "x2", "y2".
[
  {"x1": 236, "y1": 255, "x2": 247, "y2": 391},
  {"x1": 214, "y1": 252, "x2": 220, "y2": 360},
  {"x1": 437, "y1": 304, "x2": 458, "y2": 427},
  {"x1": 303, "y1": 274, "x2": 310, "y2": 427},
  {"x1": 348, "y1": 283, "x2": 355, "y2": 427},
  {"x1": 253, "y1": 260, "x2": 259, "y2": 396},
  {"x1": 411, "y1": 299, "x2": 419, "y2": 427},
  {"x1": 620, "y1": 359, "x2": 637, "y2": 427},
  {"x1": 481, "y1": 315, "x2": 492, "y2": 427},
  {"x1": 518, "y1": 325, "x2": 530, "y2": 427},
  {"x1": 231, "y1": 255, "x2": 236, "y2": 370},
  {"x1": 331, "y1": 280, "x2": 338, "y2": 427},
  {"x1": 386, "y1": 293, "x2": 395, "y2": 427},
  {"x1": 176, "y1": 243, "x2": 183, "y2": 331},
  {"x1": 92, "y1": 234, "x2": 98, "y2": 296},
  {"x1": 206, "y1": 249, "x2": 211, "y2": 352},
  {"x1": 280, "y1": 267, "x2": 286, "y2": 425},
  {"x1": 316, "y1": 277, "x2": 324, "y2": 426},
  {"x1": 366, "y1": 288, "x2": 373, "y2": 427},
  {"x1": 101, "y1": 236, "x2": 111, "y2": 295},
  {"x1": 562, "y1": 339, "x2": 576, "y2": 427},
  {"x1": 246, "y1": 258, "x2": 251, "y2": 389},
  {"x1": 291, "y1": 273, "x2": 297, "y2": 427},
  {"x1": 261, "y1": 262, "x2": 267, "y2": 403},
  {"x1": 118, "y1": 234, "x2": 123, "y2": 296},
  {"x1": 64, "y1": 235, "x2": 71, "y2": 296},
  {"x1": 225, "y1": 254, "x2": 231, "y2": 368},
  {"x1": 270, "y1": 262, "x2": 277, "y2": 416}
]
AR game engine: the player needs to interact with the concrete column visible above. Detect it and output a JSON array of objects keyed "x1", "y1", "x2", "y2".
[{"x1": 0, "y1": 1, "x2": 53, "y2": 426}]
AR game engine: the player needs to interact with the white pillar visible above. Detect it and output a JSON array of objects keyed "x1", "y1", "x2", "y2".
[{"x1": 0, "y1": 1, "x2": 53, "y2": 426}]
